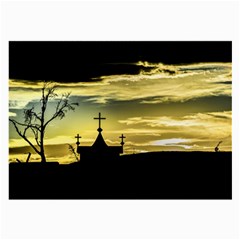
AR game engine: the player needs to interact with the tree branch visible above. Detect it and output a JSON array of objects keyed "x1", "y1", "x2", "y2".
[
  {"x1": 9, "y1": 119, "x2": 41, "y2": 155},
  {"x1": 32, "y1": 112, "x2": 41, "y2": 122},
  {"x1": 30, "y1": 126, "x2": 41, "y2": 147},
  {"x1": 10, "y1": 119, "x2": 40, "y2": 131},
  {"x1": 43, "y1": 94, "x2": 78, "y2": 128}
]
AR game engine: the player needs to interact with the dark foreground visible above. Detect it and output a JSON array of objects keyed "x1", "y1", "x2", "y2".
[{"x1": 9, "y1": 152, "x2": 232, "y2": 199}]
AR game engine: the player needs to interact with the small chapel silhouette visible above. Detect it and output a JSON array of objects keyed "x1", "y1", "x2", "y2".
[{"x1": 76, "y1": 113, "x2": 125, "y2": 163}]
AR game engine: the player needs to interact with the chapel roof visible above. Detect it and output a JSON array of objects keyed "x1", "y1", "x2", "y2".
[{"x1": 92, "y1": 132, "x2": 108, "y2": 148}]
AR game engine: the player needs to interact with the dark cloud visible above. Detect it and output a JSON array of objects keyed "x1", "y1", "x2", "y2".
[
  {"x1": 140, "y1": 66, "x2": 176, "y2": 75},
  {"x1": 71, "y1": 95, "x2": 232, "y2": 118},
  {"x1": 9, "y1": 145, "x2": 34, "y2": 154},
  {"x1": 206, "y1": 113, "x2": 231, "y2": 119},
  {"x1": 216, "y1": 81, "x2": 232, "y2": 85},
  {"x1": 9, "y1": 41, "x2": 231, "y2": 82},
  {"x1": 179, "y1": 66, "x2": 226, "y2": 72},
  {"x1": 9, "y1": 101, "x2": 18, "y2": 108},
  {"x1": 9, "y1": 85, "x2": 42, "y2": 91},
  {"x1": 9, "y1": 144, "x2": 69, "y2": 158},
  {"x1": 162, "y1": 69, "x2": 176, "y2": 75}
]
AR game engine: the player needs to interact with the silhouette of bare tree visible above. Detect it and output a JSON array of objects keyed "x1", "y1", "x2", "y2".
[{"x1": 9, "y1": 82, "x2": 78, "y2": 163}]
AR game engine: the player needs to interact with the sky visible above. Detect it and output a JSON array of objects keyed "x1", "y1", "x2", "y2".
[{"x1": 9, "y1": 42, "x2": 232, "y2": 164}]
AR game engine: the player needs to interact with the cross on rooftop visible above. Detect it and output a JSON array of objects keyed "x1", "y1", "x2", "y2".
[
  {"x1": 75, "y1": 134, "x2": 81, "y2": 146},
  {"x1": 94, "y1": 112, "x2": 106, "y2": 132},
  {"x1": 119, "y1": 134, "x2": 126, "y2": 146}
]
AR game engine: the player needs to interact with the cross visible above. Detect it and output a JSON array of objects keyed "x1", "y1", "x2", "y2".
[
  {"x1": 94, "y1": 112, "x2": 106, "y2": 132},
  {"x1": 75, "y1": 134, "x2": 81, "y2": 146},
  {"x1": 119, "y1": 134, "x2": 126, "y2": 146}
]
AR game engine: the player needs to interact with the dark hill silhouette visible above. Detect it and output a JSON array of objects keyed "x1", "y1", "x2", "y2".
[{"x1": 9, "y1": 151, "x2": 232, "y2": 199}]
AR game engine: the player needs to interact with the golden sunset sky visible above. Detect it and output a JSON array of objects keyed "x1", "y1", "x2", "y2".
[{"x1": 9, "y1": 60, "x2": 232, "y2": 164}]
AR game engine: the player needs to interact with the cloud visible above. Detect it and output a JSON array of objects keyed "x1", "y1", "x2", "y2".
[
  {"x1": 9, "y1": 134, "x2": 95, "y2": 148},
  {"x1": 119, "y1": 111, "x2": 231, "y2": 126},
  {"x1": 149, "y1": 138, "x2": 195, "y2": 150},
  {"x1": 119, "y1": 115, "x2": 201, "y2": 127},
  {"x1": 9, "y1": 108, "x2": 232, "y2": 161},
  {"x1": 9, "y1": 112, "x2": 16, "y2": 117},
  {"x1": 151, "y1": 138, "x2": 190, "y2": 146},
  {"x1": 9, "y1": 61, "x2": 232, "y2": 155},
  {"x1": 9, "y1": 62, "x2": 231, "y2": 106},
  {"x1": 118, "y1": 111, "x2": 231, "y2": 150}
]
